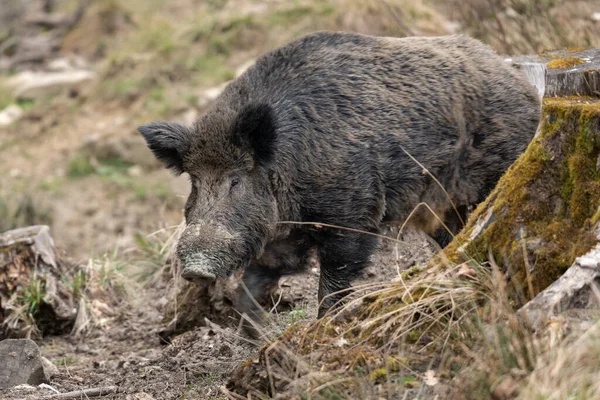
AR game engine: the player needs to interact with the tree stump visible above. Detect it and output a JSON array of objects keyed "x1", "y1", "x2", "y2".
[
  {"x1": 509, "y1": 48, "x2": 600, "y2": 98},
  {"x1": 1, "y1": 225, "x2": 76, "y2": 339},
  {"x1": 441, "y1": 96, "x2": 600, "y2": 305}
]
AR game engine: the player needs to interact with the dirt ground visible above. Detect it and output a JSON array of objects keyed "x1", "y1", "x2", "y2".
[{"x1": 0, "y1": 227, "x2": 435, "y2": 400}]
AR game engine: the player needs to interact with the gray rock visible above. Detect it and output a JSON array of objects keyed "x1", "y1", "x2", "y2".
[{"x1": 0, "y1": 339, "x2": 48, "y2": 389}]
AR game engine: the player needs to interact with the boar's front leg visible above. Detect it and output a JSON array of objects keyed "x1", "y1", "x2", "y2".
[
  {"x1": 237, "y1": 231, "x2": 314, "y2": 338},
  {"x1": 316, "y1": 229, "x2": 379, "y2": 318}
]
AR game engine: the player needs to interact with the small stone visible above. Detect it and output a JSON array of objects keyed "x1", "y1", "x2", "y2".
[
  {"x1": 423, "y1": 369, "x2": 438, "y2": 386},
  {"x1": 41, "y1": 356, "x2": 59, "y2": 379},
  {"x1": 0, "y1": 339, "x2": 48, "y2": 389},
  {"x1": 505, "y1": 7, "x2": 519, "y2": 18},
  {"x1": 127, "y1": 165, "x2": 143, "y2": 177},
  {"x1": 9, "y1": 168, "x2": 22, "y2": 178},
  {"x1": 0, "y1": 104, "x2": 24, "y2": 127}
]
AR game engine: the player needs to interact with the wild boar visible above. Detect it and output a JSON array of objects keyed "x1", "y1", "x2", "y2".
[{"x1": 138, "y1": 31, "x2": 541, "y2": 331}]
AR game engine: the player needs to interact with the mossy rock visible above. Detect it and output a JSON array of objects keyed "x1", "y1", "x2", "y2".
[{"x1": 442, "y1": 97, "x2": 600, "y2": 304}]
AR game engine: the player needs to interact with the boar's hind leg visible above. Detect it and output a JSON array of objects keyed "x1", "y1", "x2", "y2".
[
  {"x1": 431, "y1": 205, "x2": 469, "y2": 249},
  {"x1": 316, "y1": 230, "x2": 379, "y2": 318}
]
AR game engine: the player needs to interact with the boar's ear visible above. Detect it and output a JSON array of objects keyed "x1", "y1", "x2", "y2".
[
  {"x1": 138, "y1": 121, "x2": 191, "y2": 175},
  {"x1": 232, "y1": 104, "x2": 277, "y2": 167}
]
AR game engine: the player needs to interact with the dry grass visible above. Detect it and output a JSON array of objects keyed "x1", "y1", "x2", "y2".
[
  {"x1": 519, "y1": 319, "x2": 600, "y2": 399},
  {"x1": 222, "y1": 225, "x2": 599, "y2": 399},
  {"x1": 221, "y1": 247, "x2": 493, "y2": 398}
]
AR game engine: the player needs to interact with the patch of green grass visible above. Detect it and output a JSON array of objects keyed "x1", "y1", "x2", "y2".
[
  {"x1": 138, "y1": 19, "x2": 177, "y2": 56},
  {"x1": 101, "y1": 76, "x2": 148, "y2": 101},
  {"x1": 143, "y1": 89, "x2": 173, "y2": 118},
  {"x1": 94, "y1": 156, "x2": 134, "y2": 177},
  {"x1": 18, "y1": 275, "x2": 46, "y2": 315},
  {"x1": 187, "y1": 53, "x2": 235, "y2": 84},
  {"x1": 67, "y1": 151, "x2": 172, "y2": 202},
  {"x1": 96, "y1": 251, "x2": 127, "y2": 295},
  {"x1": 54, "y1": 355, "x2": 75, "y2": 367},
  {"x1": 184, "y1": 93, "x2": 198, "y2": 107},
  {"x1": 70, "y1": 270, "x2": 87, "y2": 299},
  {"x1": 287, "y1": 307, "x2": 307, "y2": 324},
  {"x1": 38, "y1": 176, "x2": 65, "y2": 195},
  {"x1": 132, "y1": 181, "x2": 170, "y2": 201},
  {"x1": 41, "y1": 340, "x2": 57, "y2": 351},
  {"x1": 67, "y1": 153, "x2": 95, "y2": 178},
  {"x1": 402, "y1": 374, "x2": 418, "y2": 389},
  {"x1": 131, "y1": 231, "x2": 169, "y2": 281},
  {"x1": 16, "y1": 98, "x2": 36, "y2": 111}
]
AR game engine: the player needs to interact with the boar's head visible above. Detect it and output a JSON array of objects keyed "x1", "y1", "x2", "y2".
[{"x1": 138, "y1": 103, "x2": 278, "y2": 281}]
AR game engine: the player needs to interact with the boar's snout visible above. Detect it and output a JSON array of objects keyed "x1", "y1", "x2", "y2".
[{"x1": 176, "y1": 223, "x2": 239, "y2": 282}]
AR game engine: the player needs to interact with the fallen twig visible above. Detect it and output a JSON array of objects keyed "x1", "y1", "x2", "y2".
[{"x1": 42, "y1": 386, "x2": 119, "y2": 399}]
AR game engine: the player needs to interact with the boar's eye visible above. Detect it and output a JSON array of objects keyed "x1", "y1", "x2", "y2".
[{"x1": 230, "y1": 176, "x2": 241, "y2": 190}]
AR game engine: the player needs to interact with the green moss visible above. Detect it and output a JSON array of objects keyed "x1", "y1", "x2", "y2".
[
  {"x1": 406, "y1": 330, "x2": 420, "y2": 344},
  {"x1": 403, "y1": 375, "x2": 419, "y2": 388},
  {"x1": 547, "y1": 57, "x2": 585, "y2": 69},
  {"x1": 400, "y1": 264, "x2": 423, "y2": 280},
  {"x1": 370, "y1": 368, "x2": 387, "y2": 383}
]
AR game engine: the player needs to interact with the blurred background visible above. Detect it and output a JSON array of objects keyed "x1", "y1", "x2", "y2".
[{"x1": 1, "y1": 0, "x2": 599, "y2": 262}]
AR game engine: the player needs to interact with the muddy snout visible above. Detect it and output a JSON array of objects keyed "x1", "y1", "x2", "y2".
[{"x1": 176, "y1": 223, "x2": 239, "y2": 282}]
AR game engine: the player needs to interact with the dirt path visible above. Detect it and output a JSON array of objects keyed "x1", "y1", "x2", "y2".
[{"x1": 0, "y1": 227, "x2": 435, "y2": 400}]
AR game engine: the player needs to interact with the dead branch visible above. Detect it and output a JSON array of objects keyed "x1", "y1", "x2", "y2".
[{"x1": 42, "y1": 386, "x2": 119, "y2": 399}]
